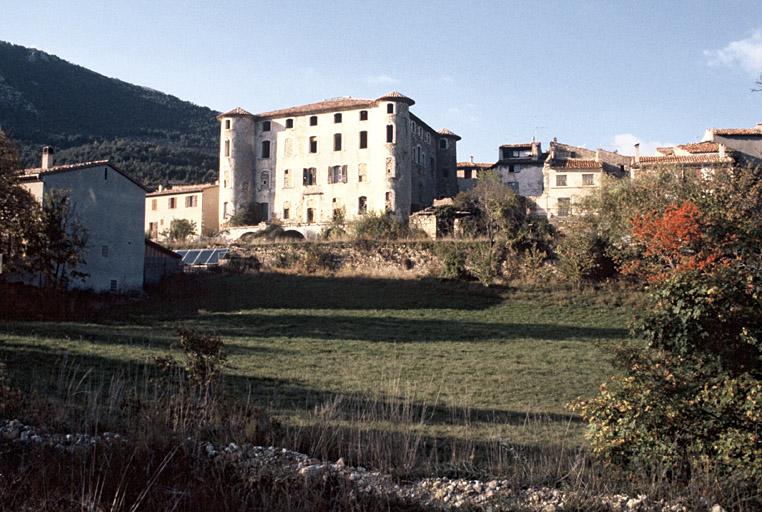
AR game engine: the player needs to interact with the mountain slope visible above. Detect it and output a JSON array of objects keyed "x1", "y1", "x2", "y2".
[{"x1": 0, "y1": 41, "x2": 219, "y2": 187}]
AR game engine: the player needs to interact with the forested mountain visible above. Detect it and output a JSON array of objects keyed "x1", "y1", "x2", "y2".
[{"x1": 0, "y1": 41, "x2": 219, "y2": 187}]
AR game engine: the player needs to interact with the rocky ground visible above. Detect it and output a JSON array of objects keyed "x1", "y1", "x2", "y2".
[{"x1": 0, "y1": 419, "x2": 724, "y2": 512}]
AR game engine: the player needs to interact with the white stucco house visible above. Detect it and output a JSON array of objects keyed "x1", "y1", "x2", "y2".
[
  {"x1": 216, "y1": 92, "x2": 460, "y2": 236},
  {"x1": 18, "y1": 148, "x2": 147, "y2": 293}
]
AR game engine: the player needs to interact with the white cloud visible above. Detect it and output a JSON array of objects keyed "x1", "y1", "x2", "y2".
[
  {"x1": 704, "y1": 29, "x2": 762, "y2": 76},
  {"x1": 610, "y1": 133, "x2": 675, "y2": 156},
  {"x1": 365, "y1": 74, "x2": 400, "y2": 85}
]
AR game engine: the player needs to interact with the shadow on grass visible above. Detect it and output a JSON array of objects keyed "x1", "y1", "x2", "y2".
[{"x1": 119, "y1": 272, "x2": 503, "y2": 319}]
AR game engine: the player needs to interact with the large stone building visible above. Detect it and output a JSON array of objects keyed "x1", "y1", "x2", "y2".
[
  {"x1": 18, "y1": 149, "x2": 147, "y2": 293},
  {"x1": 145, "y1": 183, "x2": 219, "y2": 240},
  {"x1": 216, "y1": 92, "x2": 460, "y2": 233}
]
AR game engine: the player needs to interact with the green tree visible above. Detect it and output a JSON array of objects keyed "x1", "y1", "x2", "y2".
[
  {"x1": 27, "y1": 190, "x2": 89, "y2": 289},
  {"x1": 0, "y1": 131, "x2": 41, "y2": 274},
  {"x1": 162, "y1": 218, "x2": 197, "y2": 242}
]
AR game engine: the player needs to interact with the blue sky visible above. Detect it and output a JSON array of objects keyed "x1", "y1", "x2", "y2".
[{"x1": 3, "y1": 0, "x2": 762, "y2": 160}]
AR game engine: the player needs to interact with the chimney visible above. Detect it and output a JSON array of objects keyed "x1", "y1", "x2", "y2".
[
  {"x1": 531, "y1": 141, "x2": 540, "y2": 158},
  {"x1": 41, "y1": 146, "x2": 54, "y2": 169},
  {"x1": 634, "y1": 143, "x2": 640, "y2": 164},
  {"x1": 719, "y1": 143, "x2": 726, "y2": 158},
  {"x1": 158, "y1": 185, "x2": 163, "y2": 192},
  {"x1": 470, "y1": 155, "x2": 474, "y2": 164}
]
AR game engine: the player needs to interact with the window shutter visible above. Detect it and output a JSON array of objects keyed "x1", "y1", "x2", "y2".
[
  {"x1": 342, "y1": 165, "x2": 348, "y2": 183},
  {"x1": 303, "y1": 168, "x2": 308, "y2": 186}
]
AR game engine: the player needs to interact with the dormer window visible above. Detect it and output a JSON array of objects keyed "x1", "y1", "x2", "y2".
[{"x1": 262, "y1": 121, "x2": 271, "y2": 132}]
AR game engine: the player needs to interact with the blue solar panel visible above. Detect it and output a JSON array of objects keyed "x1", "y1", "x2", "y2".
[
  {"x1": 183, "y1": 249, "x2": 202, "y2": 264},
  {"x1": 206, "y1": 248, "x2": 229, "y2": 265},
  {"x1": 197, "y1": 249, "x2": 215, "y2": 265},
  {"x1": 173, "y1": 248, "x2": 229, "y2": 266}
]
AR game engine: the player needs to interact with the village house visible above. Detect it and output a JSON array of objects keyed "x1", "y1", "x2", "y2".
[
  {"x1": 216, "y1": 92, "x2": 460, "y2": 235},
  {"x1": 17, "y1": 147, "x2": 147, "y2": 293},
  {"x1": 145, "y1": 183, "x2": 219, "y2": 240},
  {"x1": 492, "y1": 141, "x2": 546, "y2": 197},
  {"x1": 630, "y1": 140, "x2": 735, "y2": 179},
  {"x1": 533, "y1": 141, "x2": 628, "y2": 219},
  {"x1": 456, "y1": 158, "x2": 493, "y2": 192},
  {"x1": 701, "y1": 122, "x2": 762, "y2": 164}
]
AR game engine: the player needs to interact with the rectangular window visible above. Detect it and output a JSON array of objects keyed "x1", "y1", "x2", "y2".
[
  {"x1": 334, "y1": 133, "x2": 342, "y2": 151},
  {"x1": 359, "y1": 130, "x2": 368, "y2": 149},
  {"x1": 334, "y1": 113, "x2": 342, "y2": 123},
  {"x1": 262, "y1": 121, "x2": 271, "y2": 131},
  {"x1": 385, "y1": 191, "x2": 393, "y2": 211},
  {"x1": 168, "y1": 197, "x2": 177, "y2": 209},
  {"x1": 556, "y1": 175, "x2": 567, "y2": 187},
  {"x1": 286, "y1": 118, "x2": 294, "y2": 128},
  {"x1": 283, "y1": 207, "x2": 290, "y2": 220},
  {"x1": 309, "y1": 136, "x2": 318, "y2": 153},
  {"x1": 306, "y1": 208, "x2": 315, "y2": 223},
  {"x1": 151, "y1": 198, "x2": 157, "y2": 211},
  {"x1": 386, "y1": 124, "x2": 394, "y2": 143},
  {"x1": 439, "y1": 138, "x2": 447, "y2": 150},
  {"x1": 284, "y1": 169, "x2": 292, "y2": 188},
  {"x1": 358, "y1": 163, "x2": 367, "y2": 183},
  {"x1": 303, "y1": 167, "x2": 317, "y2": 186},
  {"x1": 261, "y1": 140, "x2": 271, "y2": 159},
  {"x1": 328, "y1": 165, "x2": 348, "y2": 184},
  {"x1": 224, "y1": 139, "x2": 230, "y2": 157},
  {"x1": 225, "y1": 119, "x2": 231, "y2": 130},
  {"x1": 101, "y1": 245, "x2": 109, "y2": 257},
  {"x1": 110, "y1": 279, "x2": 118, "y2": 293},
  {"x1": 185, "y1": 195, "x2": 198, "y2": 208},
  {"x1": 310, "y1": 115, "x2": 318, "y2": 126},
  {"x1": 358, "y1": 196, "x2": 367, "y2": 215},
  {"x1": 558, "y1": 198, "x2": 571, "y2": 217},
  {"x1": 582, "y1": 174, "x2": 594, "y2": 186},
  {"x1": 148, "y1": 222, "x2": 158, "y2": 238},
  {"x1": 387, "y1": 103, "x2": 394, "y2": 114},
  {"x1": 359, "y1": 110, "x2": 368, "y2": 121}
]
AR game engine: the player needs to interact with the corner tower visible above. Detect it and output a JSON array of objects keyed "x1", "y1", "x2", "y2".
[
  {"x1": 217, "y1": 107, "x2": 256, "y2": 226},
  {"x1": 376, "y1": 91, "x2": 415, "y2": 219}
]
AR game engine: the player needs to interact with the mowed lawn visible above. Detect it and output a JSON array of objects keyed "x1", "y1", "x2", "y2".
[{"x1": 0, "y1": 273, "x2": 635, "y2": 445}]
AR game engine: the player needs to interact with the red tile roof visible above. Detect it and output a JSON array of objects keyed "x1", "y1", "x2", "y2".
[
  {"x1": 549, "y1": 159, "x2": 603, "y2": 170},
  {"x1": 656, "y1": 147, "x2": 675, "y2": 156},
  {"x1": 500, "y1": 143, "x2": 535, "y2": 148},
  {"x1": 457, "y1": 161, "x2": 494, "y2": 169},
  {"x1": 711, "y1": 128, "x2": 762, "y2": 136},
  {"x1": 20, "y1": 160, "x2": 148, "y2": 191},
  {"x1": 147, "y1": 183, "x2": 217, "y2": 197},
  {"x1": 376, "y1": 91, "x2": 415, "y2": 105},
  {"x1": 677, "y1": 142, "x2": 720, "y2": 153},
  {"x1": 438, "y1": 128, "x2": 461, "y2": 140},
  {"x1": 256, "y1": 98, "x2": 375, "y2": 119},
  {"x1": 636, "y1": 154, "x2": 733, "y2": 165},
  {"x1": 216, "y1": 107, "x2": 255, "y2": 120}
]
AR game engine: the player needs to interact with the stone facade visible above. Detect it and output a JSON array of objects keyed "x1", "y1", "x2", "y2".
[
  {"x1": 216, "y1": 92, "x2": 459, "y2": 232},
  {"x1": 145, "y1": 183, "x2": 219, "y2": 240},
  {"x1": 492, "y1": 141, "x2": 545, "y2": 197},
  {"x1": 18, "y1": 158, "x2": 147, "y2": 293}
]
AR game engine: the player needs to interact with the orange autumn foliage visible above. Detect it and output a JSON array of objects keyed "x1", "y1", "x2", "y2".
[{"x1": 625, "y1": 202, "x2": 724, "y2": 282}]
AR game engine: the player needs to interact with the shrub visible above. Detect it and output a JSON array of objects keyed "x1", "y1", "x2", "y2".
[
  {"x1": 434, "y1": 242, "x2": 468, "y2": 279},
  {"x1": 162, "y1": 218, "x2": 197, "y2": 243},
  {"x1": 351, "y1": 211, "x2": 422, "y2": 240},
  {"x1": 555, "y1": 218, "x2": 601, "y2": 285},
  {"x1": 156, "y1": 328, "x2": 228, "y2": 391}
]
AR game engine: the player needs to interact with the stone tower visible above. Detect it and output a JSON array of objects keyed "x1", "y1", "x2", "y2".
[
  {"x1": 217, "y1": 107, "x2": 256, "y2": 225},
  {"x1": 377, "y1": 92, "x2": 415, "y2": 220}
]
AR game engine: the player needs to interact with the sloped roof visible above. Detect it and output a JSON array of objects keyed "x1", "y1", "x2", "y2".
[
  {"x1": 20, "y1": 160, "x2": 148, "y2": 191},
  {"x1": 147, "y1": 183, "x2": 218, "y2": 197},
  {"x1": 500, "y1": 142, "x2": 535, "y2": 148},
  {"x1": 438, "y1": 128, "x2": 461, "y2": 140},
  {"x1": 216, "y1": 107, "x2": 255, "y2": 120},
  {"x1": 677, "y1": 141, "x2": 720, "y2": 153},
  {"x1": 636, "y1": 154, "x2": 733, "y2": 165},
  {"x1": 457, "y1": 161, "x2": 494, "y2": 169},
  {"x1": 710, "y1": 127, "x2": 762, "y2": 136},
  {"x1": 256, "y1": 98, "x2": 375, "y2": 118},
  {"x1": 548, "y1": 158, "x2": 603, "y2": 170},
  {"x1": 376, "y1": 91, "x2": 415, "y2": 105},
  {"x1": 656, "y1": 147, "x2": 675, "y2": 156}
]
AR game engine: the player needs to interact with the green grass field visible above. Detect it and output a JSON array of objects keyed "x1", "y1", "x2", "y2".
[{"x1": 0, "y1": 273, "x2": 636, "y2": 448}]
